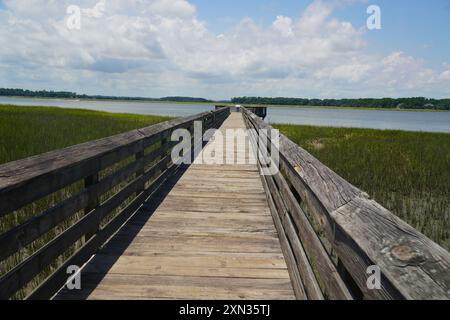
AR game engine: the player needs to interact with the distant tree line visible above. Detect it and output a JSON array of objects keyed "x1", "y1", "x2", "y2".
[
  {"x1": 2, "y1": 88, "x2": 449, "y2": 109},
  {"x1": 0, "y1": 88, "x2": 213, "y2": 103},
  {"x1": 0, "y1": 88, "x2": 78, "y2": 99},
  {"x1": 159, "y1": 96, "x2": 212, "y2": 103},
  {"x1": 231, "y1": 97, "x2": 450, "y2": 110}
]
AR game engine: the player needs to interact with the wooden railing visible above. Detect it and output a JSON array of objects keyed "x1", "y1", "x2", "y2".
[
  {"x1": 0, "y1": 107, "x2": 230, "y2": 300},
  {"x1": 242, "y1": 107, "x2": 450, "y2": 300}
]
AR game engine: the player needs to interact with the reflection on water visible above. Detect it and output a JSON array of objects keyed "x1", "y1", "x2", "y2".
[{"x1": 1, "y1": 97, "x2": 449, "y2": 133}]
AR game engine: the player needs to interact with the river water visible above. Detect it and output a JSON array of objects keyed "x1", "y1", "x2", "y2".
[{"x1": 1, "y1": 96, "x2": 449, "y2": 133}]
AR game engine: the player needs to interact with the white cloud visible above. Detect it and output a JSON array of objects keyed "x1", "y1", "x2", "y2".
[
  {"x1": 440, "y1": 68, "x2": 450, "y2": 81},
  {"x1": 0, "y1": 0, "x2": 449, "y2": 99},
  {"x1": 272, "y1": 16, "x2": 294, "y2": 37},
  {"x1": 328, "y1": 62, "x2": 373, "y2": 83}
]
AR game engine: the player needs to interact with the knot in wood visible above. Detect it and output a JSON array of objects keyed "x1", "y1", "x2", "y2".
[{"x1": 391, "y1": 245, "x2": 424, "y2": 265}]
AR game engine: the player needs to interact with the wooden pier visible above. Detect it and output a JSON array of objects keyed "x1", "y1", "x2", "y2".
[
  {"x1": 55, "y1": 113, "x2": 295, "y2": 300},
  {"x1": 0, "y1": 107, "x2": 449, "y2": 300}
]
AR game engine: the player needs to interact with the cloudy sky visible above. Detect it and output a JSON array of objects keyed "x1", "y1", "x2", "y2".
[{"x1": 0, "y1": 0, "x2": 449, "y2": 99}]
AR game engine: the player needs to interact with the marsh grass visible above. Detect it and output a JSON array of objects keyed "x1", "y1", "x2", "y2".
[
  {"x1": 0, "y1": 105, "x2": 172, "y2": 298},
  {"x1": 0, "y1": 105, "x2": 171, "y2": 165},
  {"x1": 273, "y1": 123, "x2": 450, "y2": 251}
]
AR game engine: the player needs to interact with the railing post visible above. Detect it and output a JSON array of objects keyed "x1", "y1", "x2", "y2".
[
  {"x1": 135, "y1": 141, "x2": 145, "y2": 192},
  {"x1": 161, "y1": 132, "x2": 169, "y2": 172},
  {"x1": 84, "y1": 173, "x2": 100, "y2": 242}
]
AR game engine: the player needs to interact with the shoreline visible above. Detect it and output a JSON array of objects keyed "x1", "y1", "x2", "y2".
[
  {"x1": 1, "y1": 96, "x2": 449, "y2": 112},
  {"x1": 2, "y1": 103, "x2": 449, "y2": 134}
]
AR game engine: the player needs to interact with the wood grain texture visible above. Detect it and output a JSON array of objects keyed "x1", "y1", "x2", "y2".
[
  {"x1": 0, "y1": 142, "x2": 173, "y2": 262},
  {"x1": 0, "y1": 108, "x2": 229, "y2": 217},
  {"x1": 0, "y1": 155, "x2": 172, "y2": 299},
  {"x1": 0, "y1": 108, "x2": 230, "y2": 299},
  {"x1": 242, "y1": 108, "x2": 450, "y2": 300},
  {"x1": 270, "y1": 170, "x2": 352, "y2": 300},
  {"x1": 28, "y1": 160, "x2": 181, "y2": 300},
  {"x1": 54, "y1": 112, "x2": 295, "y2": 300},
  {"x1": 245, "y1": 119, "x2": 307, "y2": 299}
]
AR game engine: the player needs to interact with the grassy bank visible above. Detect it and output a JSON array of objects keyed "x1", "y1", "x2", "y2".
[
  {"x1": 0, "y1": 105, "x2": 172, "y2": 298},
  {"x1": 273, "y1": 123, "x2": 450, "y2": 251},
  {"x1": 0, "y1": 104, "x2": 172, "y2": 165}
]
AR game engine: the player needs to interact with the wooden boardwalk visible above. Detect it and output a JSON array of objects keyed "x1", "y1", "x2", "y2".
[
  {"x1": 3, "y1": 107, "x2": 449, "y2": 300},
  {"x1": 55, "y1": 113, "x2": 295, "y2": 300}
]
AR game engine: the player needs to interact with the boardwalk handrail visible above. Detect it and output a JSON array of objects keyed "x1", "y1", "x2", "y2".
[
  {"x1": 242, "y1": 107, "x2": 450, "y2": 300},
  {"x1": 0, "y1": 107, "x2": 230, "y2": 300}
]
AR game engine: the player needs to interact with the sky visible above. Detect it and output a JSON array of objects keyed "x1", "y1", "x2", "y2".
[{"x1": 0, "y1": 0, "x2": 449, "y2": 99}]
